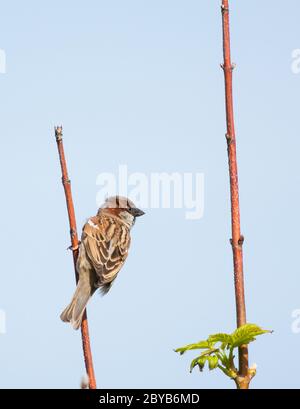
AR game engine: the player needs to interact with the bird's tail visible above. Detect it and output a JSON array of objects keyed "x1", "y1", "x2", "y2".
[{"x1": 60, "y1": 278, "x2": 94, "y2": 330}]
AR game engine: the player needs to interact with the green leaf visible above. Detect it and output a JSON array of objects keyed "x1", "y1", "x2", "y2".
[
  {"x1": 199, "y1": 348, "x2": 220, "y2": 359},
  {"x1": 175, "y1": 340, "x2": 212, "y2": 355},
  {"x1": 190, "y1": 357, "x2": 200, "y2": 372},
  {"x1": 197, "y1": 356, "x2": 207, "y2": 372},
  {"x1": 217, "y1": 364, "x2": 233, "y2": 378},
  {"x1": 230, "y1": 323, "x2": 271, "y2": 348},
  {"x1": 208, "y1": 333, "x2": 232, "y2": 345},
  {"x1": 217, "y1": 351, "x2": 230, "y2": 369},
  {"x1": 208, "y1": 355, "x2": 219, "y2": 370},
  {"x1": 176, "y1": 323, "x2": 271, "y2": 380}
]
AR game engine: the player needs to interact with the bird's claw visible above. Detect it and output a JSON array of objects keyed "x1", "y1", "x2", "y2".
[{"x1": 67, "y1": 241, "x2": 81, "y2": 251}]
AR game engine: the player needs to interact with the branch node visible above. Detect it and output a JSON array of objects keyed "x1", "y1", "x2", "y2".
[
  {"x1": 62, "y1": 176, "x2": 71, "y2": 185},
  {"x1": 220, "y1": 63, "x2": 236, "y2": 72},
  {"x1": 67, "y1": 240, "x2": 81, "y2": 251},
  {"x1": 67, "y1": 244, "x2": 79, "y2": 251},
  {"x1": 230, "y1": 235, "x2": 244, "y2": 249},
  {"x1": 225, "y1": 133, "x2": 234, "y2": 145},
  {"x1": 55, "y1": 126, "x2": 63, "y2": 141},
  {"x1": 221, "y1": 4, "x2": 229, "y2": 14},
  {"x1": 238, "y1": 235, "x2": 245, "y2": 247}
]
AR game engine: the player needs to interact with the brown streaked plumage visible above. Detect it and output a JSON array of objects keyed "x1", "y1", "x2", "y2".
[{"x1": 60, "y1": 196, "x2": 145, "y2": 329}]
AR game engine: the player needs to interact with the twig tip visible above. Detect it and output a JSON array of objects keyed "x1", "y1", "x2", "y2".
[{"x1": 55, "y1": 126, "x2": 63, "y2": 141}]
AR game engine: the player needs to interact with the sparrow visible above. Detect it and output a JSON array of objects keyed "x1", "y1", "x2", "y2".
[{"x1": 60, "y1": 196, "x2": 145, "y2": 329}]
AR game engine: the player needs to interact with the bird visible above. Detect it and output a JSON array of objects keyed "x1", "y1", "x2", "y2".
[{"x1": 60, "y1": 196, "x2": 145, "y2": 329}]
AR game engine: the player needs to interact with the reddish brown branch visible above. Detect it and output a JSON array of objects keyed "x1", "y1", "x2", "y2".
[
  {"x1": 55, "y1": 126, "x2": 97, "y2": 389},
  {"x1": 220, "y1": 1, "x2": 251, "y2": 389}
]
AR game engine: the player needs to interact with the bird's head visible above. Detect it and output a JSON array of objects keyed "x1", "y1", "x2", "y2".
[{"x1": 99, "y1": 196, "x2": 145, "y2": 228}]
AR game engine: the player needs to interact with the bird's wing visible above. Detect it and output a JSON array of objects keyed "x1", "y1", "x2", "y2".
[{"x1": 81, "y1": 215, "x2": 130, "y2": 287}]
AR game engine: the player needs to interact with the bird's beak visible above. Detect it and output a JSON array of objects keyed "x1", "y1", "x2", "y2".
[{"x1": 132, "y1": 208, "x2": 145, "y2": 217}]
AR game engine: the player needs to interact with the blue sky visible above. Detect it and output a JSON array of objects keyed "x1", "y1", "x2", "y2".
[{"x1": 0, "y1": 0, "x2": 300, "y2": 388}]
